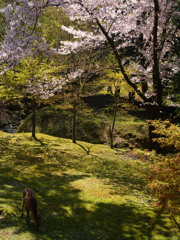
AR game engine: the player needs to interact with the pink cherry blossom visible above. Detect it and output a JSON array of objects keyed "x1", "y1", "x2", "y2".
[{"x1": 0, "y1": 0, "x2": 179, "y2": 104}]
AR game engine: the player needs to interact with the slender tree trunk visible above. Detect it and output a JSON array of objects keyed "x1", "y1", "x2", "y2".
[
  {"x1": 153, "y1": 0, "x2": 162, "y2": 107},
  {"x1": 32, "y1": 97, "x2": 36, "y2": 139},
  {"x1": 72, "y1": 99, "x2": 76, "y2": 143},
  {"x1": 110, "y1": 98, "x2": 118, "y2": 149},
  {"x1": 170, "y1": 212, "x2": 180, "y2": 232}
]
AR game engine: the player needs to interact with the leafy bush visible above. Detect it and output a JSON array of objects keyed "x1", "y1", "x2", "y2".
[
  {"x1": 139, "y1": 121, "x2": 180, "y2": 230},
  {"x1": 151, "y1": 120, "x2": 180, "y2": 150}
]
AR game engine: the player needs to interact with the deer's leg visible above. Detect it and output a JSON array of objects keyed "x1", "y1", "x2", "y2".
[
  {"x1": 26, "y1": 209, "x2": 30, "y2": 225},
  {"x1": 21, "y1": 202, "x2": 24, "y2": 218}
]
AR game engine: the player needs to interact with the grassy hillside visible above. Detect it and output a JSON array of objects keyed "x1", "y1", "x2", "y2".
[
  {"x1": 17, "y1": 96, "x2": 149, "y2": 149},
  {"x1": 17, "y1": 108, "x2": 106, "y2": 144},
  {"x1": 0, "y1": 131, "x2": 179, "y2": 240}
]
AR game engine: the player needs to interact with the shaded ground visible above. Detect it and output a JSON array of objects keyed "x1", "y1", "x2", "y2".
[
  {"x1": 0, "y1": 132, "x2": 179, "y2": 240},
  {"x1": 16, "y1": 97, "x2": 149, "y2": 149}
]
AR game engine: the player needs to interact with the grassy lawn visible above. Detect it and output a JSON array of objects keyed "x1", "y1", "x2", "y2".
[{"x1": 0, "y1": 131, "x2": 179, "y2": 240}]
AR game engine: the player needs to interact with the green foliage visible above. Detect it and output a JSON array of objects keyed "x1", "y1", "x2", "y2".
[
  {"x1": 0, "y1": 57, "x2": 65, "y2": 102},
  {"x1": 0, "y1": 69, "x2": 25, "y2": 100},
  {"x1": 0, "y1": 1, "x2": 16, "y2": 42},
  {"x1": 39, "y1": 7, "x2": 71, "y2": 48},
  {"x1": 0, "y1": 11, "x2": 5, "y2": 42},
  {"x1": 0, "y1": 0, "x2": 14, "y2": 7},
  {"x1": 151, "y1": 120, "x2": 180, "y2": 151},
  {"x1": 137, "y1": 121, "x2": 180, "y2": 229},
  {"x1": 93, "y1": 52, "x2": 136, "y2": 97}
]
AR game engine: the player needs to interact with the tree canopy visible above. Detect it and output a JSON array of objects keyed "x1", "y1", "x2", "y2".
[{"x1": 0, "y1": 1, "x2": 179, "y2": 105}]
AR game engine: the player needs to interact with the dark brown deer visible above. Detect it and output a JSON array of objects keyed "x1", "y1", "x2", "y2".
[{"x1": 21, "y1": 188, "x2": 39, "y2": 230}]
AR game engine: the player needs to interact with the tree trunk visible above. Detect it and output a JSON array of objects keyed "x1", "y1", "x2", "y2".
[
  {"x1": 110, "y1": 98, "x2": 118, "y2": 149},
  {"x1": 32, "y1": 97, "x2": 36, "y2": 139},
  {"x1": 72, "y1": 99, "x2": 77, "y2": 143},
  {"x1": 145, "y1": 103, "x2": 160, "y2": 151},
  {"x1": 170, "y1": 212, "x2": 180, "y2": 232},
  {"x1": 144, "y1": 0, "x2": 162, "y2": 151},
  {"x1": 153, "y1": 0, "x2": 162, "y2": 107},
  {"x1": 96, "y1": 2, "x2": 163, "y2": 151}
]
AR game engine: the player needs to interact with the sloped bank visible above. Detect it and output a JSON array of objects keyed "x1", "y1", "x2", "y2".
[{"x1": 17, "y1": 107, "x2": 106, "y2": 144}]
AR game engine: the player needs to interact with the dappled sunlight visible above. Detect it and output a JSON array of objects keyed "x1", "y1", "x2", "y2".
[
  {"x1": 0, "y1": 132, "x2": 179, "y2": 239},
  {"x1": 0, "y1": 0, "x2": 179, "y2": 238}
]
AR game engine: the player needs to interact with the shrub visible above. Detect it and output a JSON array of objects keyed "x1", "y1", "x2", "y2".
[{"x1": 140, "y1": 121, "x2": 180, "y2": 231}]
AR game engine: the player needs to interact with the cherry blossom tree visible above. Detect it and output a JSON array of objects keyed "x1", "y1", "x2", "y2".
[
  {"x1": 58, "y1": 0, "x2": 179, "y2": 149},
  {"x1": 62, "y1": 48, "x2": 104, "y2": 144},
  {"x1": 65, "y1": 68, "x2": 84, "y2": 143},
  {"x1": 0, "y1": 0, "x2": 179, "y2": 148}
]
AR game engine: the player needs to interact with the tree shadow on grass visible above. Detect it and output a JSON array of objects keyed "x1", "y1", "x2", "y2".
[
  {"x1": 4, "y1": 200, "x2": 174, "y2": 240},
  {"x1": 0, "y1": 166, "x2": 177, "y2": 240},
  {"x1": 75, "y1": 153, "x2": 147, "y2": 196},
  {"x1": 0, "y1": 135, "x2": 179, "y2": 239}
]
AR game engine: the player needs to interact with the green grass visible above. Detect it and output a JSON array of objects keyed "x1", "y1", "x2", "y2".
[
  {"x1": 17, "y1": 103, "x2": 149, "y2": 149},
  {"x1": 17, "y1": 108, "x2": 105, "y2": 144},
  {"x1": 95, "y1": 110, "x2": 149, "y2": 148},
  {"x1": 0, "y1": 131, "x2": 179, "y2": 240}
]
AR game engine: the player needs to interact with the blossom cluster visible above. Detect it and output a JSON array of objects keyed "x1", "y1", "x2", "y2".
[
  {"x1": 0, "y1": 0, "x2": 179, "y2": 98},
  {"x1": 25, "y1": 77, "x2": 66, "y2": 99},
  {"x1": 67, "y1": 69, "x2": 84, "y2": 81}
]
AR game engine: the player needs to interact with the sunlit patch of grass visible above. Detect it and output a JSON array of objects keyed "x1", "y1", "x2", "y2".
[
  {"x1": 70, "y1": 177, "x2": 117, "y2": 200},
  {"x1": 0, "y1": 132, "x2": 179, "y2": 240}
]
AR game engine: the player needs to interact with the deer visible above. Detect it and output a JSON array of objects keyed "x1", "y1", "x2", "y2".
[{"x1": 21, "y1": 188, "x2": 40, "y2": 230}]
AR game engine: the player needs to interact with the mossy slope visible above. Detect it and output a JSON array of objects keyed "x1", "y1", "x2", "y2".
[
  {"x1": 17, "y1": 108, "x2": 105, "y2": 144},
  {"x1": 0, "y1": 131, "x2": 179, "y2": 239}
]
